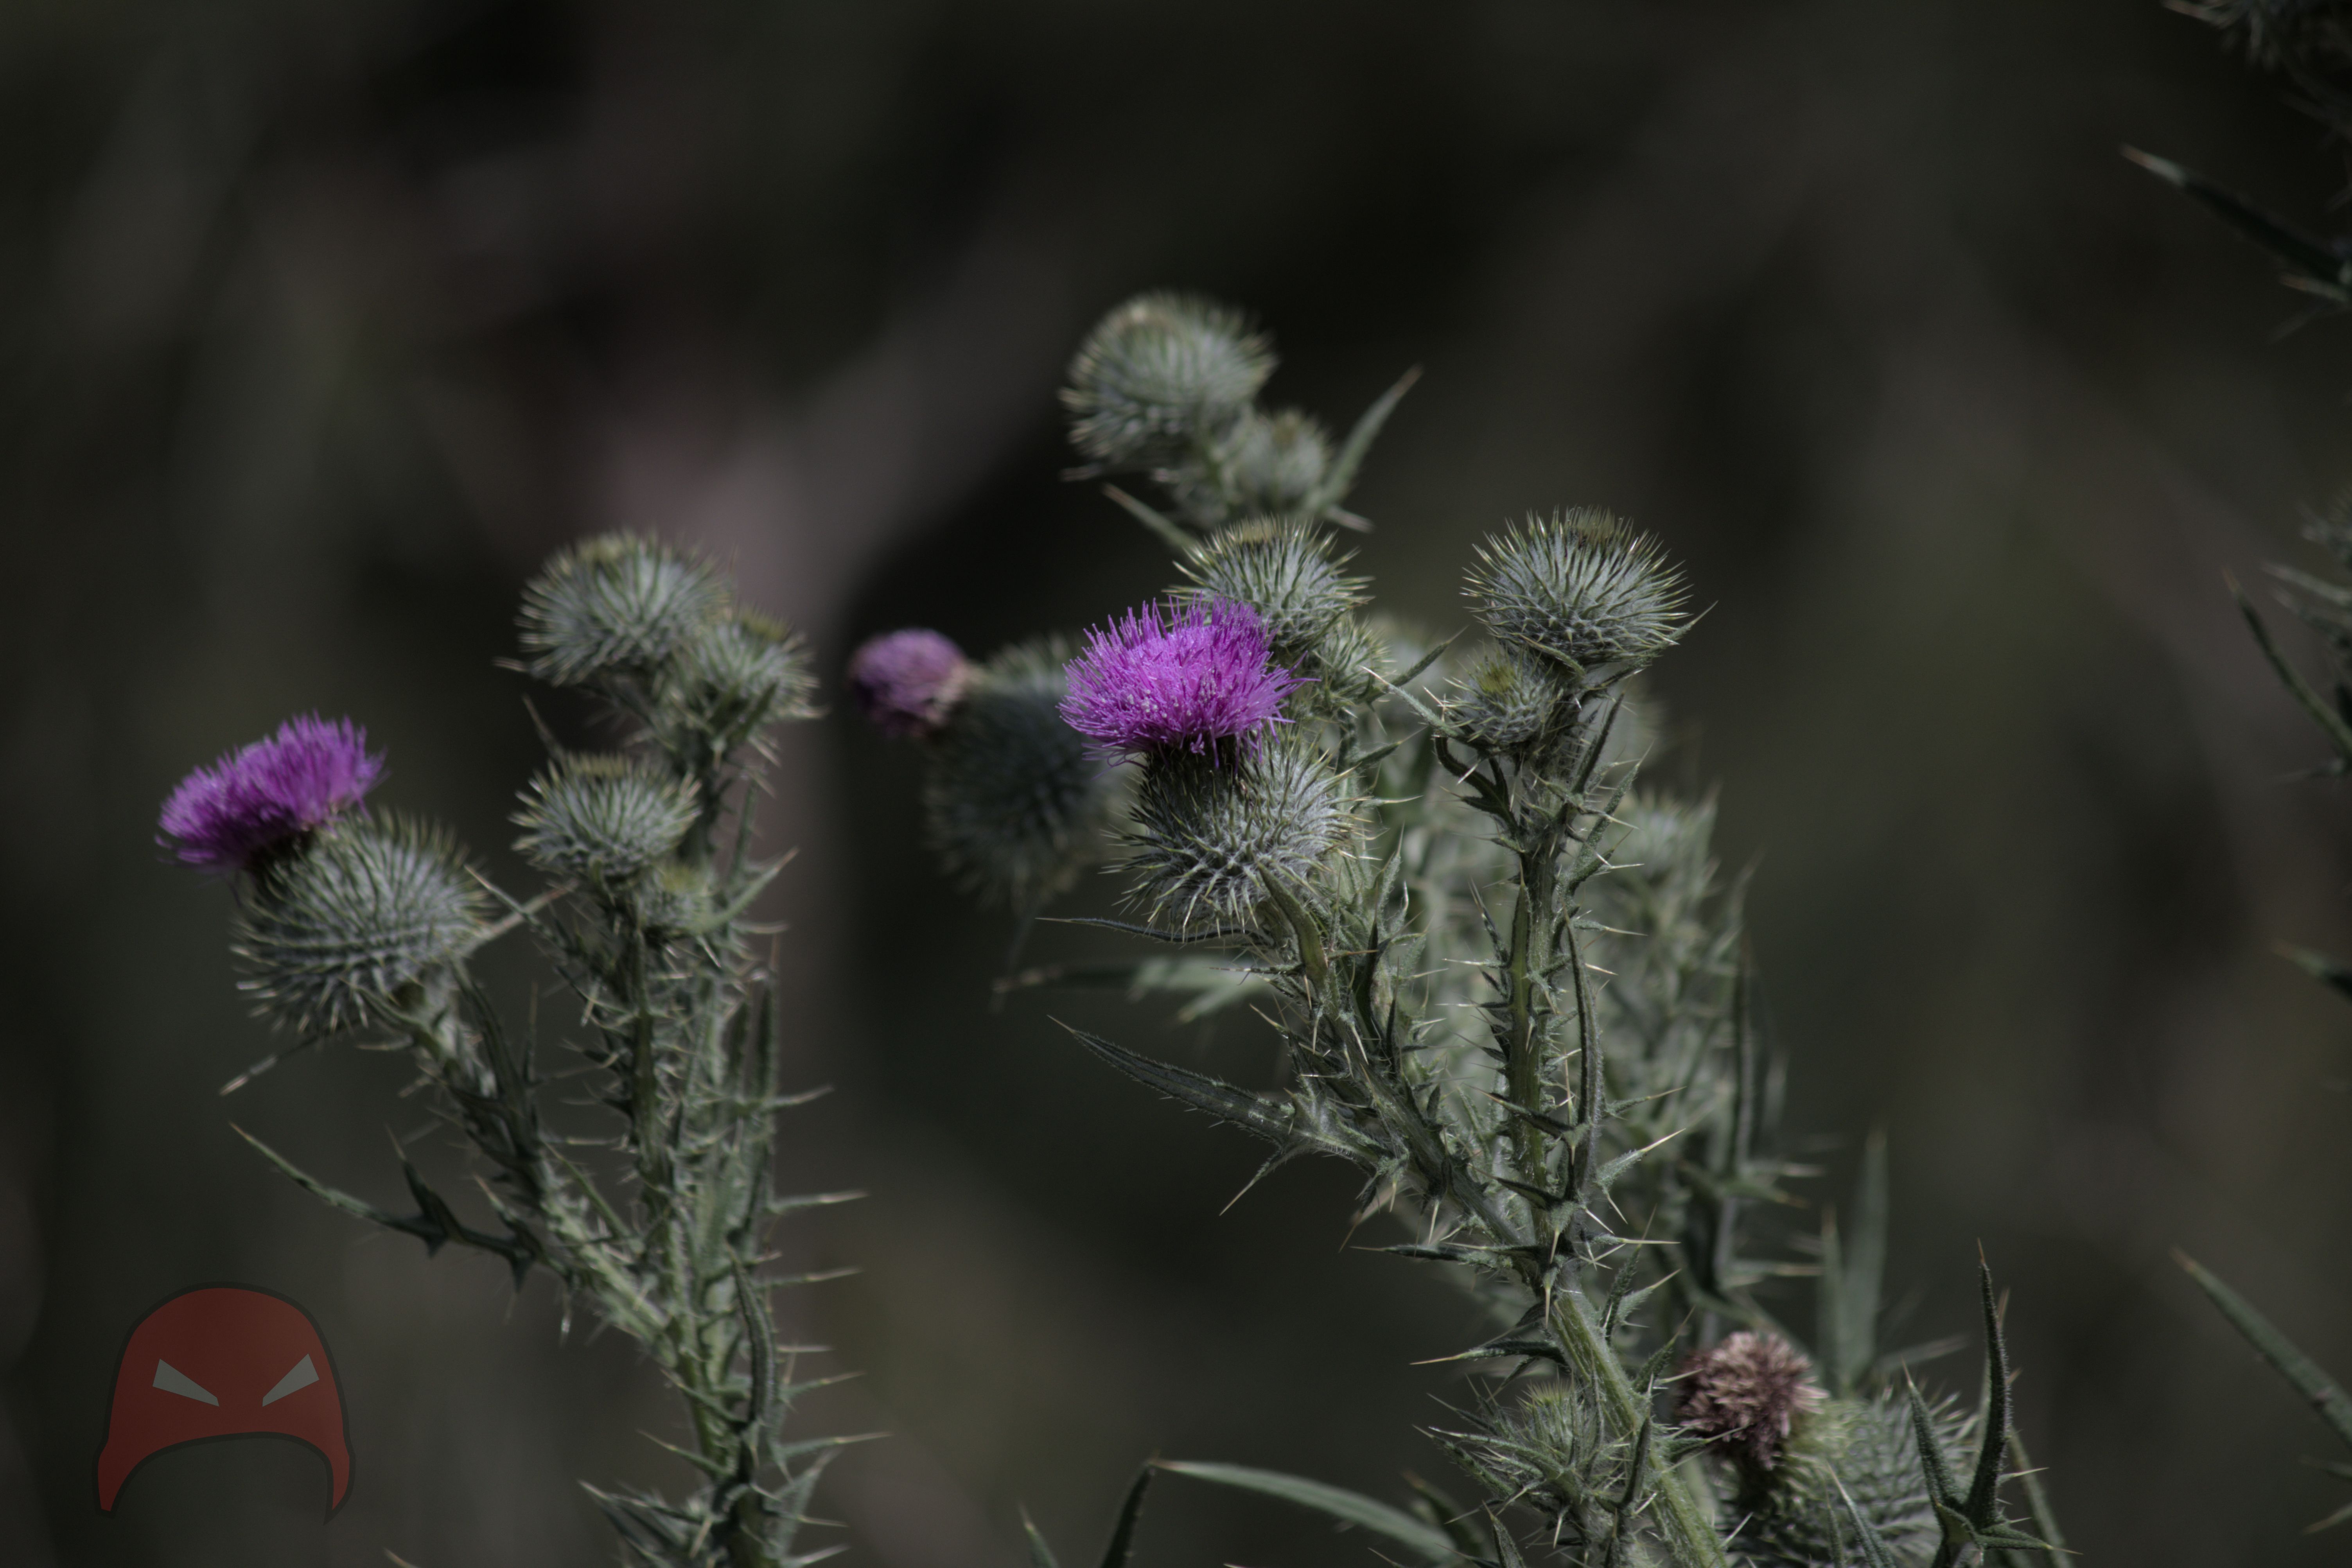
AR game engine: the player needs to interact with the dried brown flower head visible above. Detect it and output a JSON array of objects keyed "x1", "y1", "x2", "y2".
[{"x1": 1674, "y1": 1330, "x2": 1827, "y2": 1472}]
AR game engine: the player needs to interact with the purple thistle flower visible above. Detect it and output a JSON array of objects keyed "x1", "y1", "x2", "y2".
[
  {"x1": 1060, "y1": 597, "x2": 1303, "y2": 759},
  {"x1": 159, "y1": 714, "x2": 384, "y2": 871},
  {"x1": 846, "y1": 628, "x2": 971, "y2": 739}
]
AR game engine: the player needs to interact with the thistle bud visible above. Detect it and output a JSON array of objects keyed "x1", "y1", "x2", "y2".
[
  {"x1": 1674, "y1": 1331, "x2": 1826, "y2": 1473},
  {"x1": 845, "y1": 628, "x2": 971, "y2": 739},
  {"x1": 233, "y1": 818, "x2": 484, "y2": 1033},
  {"x1": 1170, "y1": 407, "x2": 1332, "y2": 524},
  {"x1": 1063, "y1": 292, "x2": 1273, "y2": 467},
  {"x1": 658, "y1": 610, "x2": 817, "y2": 754},
  {"x1": 513, "y1": 756, "x2": 697, "y2": 886},
  {"x1": 1732, "y1": 1393, "x2": 1955, "y2": 1567},
  {"x1": 519, "y1": 533, "x2": 726, "y2": 688},
  {"x1": 1120, "y1": 740, "x2": 1348, "y2": 932},
  {"x1": 1444, "y1": 644, "x2": 1574, "y2": 754},
  {"x1": 924, "y1": 639, "x2": 1117, "y2": 911},
  {"x1": 637, "y1": 858, "x2": 718, "y2": 940},
  {"x1": 1464, "y1": 509, "x2": 1688, "y2": 675},
  {"x1": 1177, "y1": 518, "x2": 1366, "y2": 668}
]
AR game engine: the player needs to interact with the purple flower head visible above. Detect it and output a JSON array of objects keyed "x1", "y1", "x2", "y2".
[
  {"x1": 847, "y1": 628, "x2": 971, "y2": 739},
  {"x1": 159, "y1": 714, "x2": 385, "y2": 871},
  {"x1": 1060, "y1": 597, "x2": 1303, "y2": 759}
]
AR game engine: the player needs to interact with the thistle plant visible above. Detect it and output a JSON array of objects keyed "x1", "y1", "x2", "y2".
[
  {"x1": 858, "y1": 293, "x2": 2061, "y2": 1568},
  {"x1": 164, "y1": 535, "x2": 848, "y2": 1568}
]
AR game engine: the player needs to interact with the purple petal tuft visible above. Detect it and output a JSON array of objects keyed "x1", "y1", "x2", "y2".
[
  {"x1": 160, "y1": 714, "x2": 384, "y2": 870},
  {"x1": 1059, "y1": 598, "x2": 1303, "y2": 758}
]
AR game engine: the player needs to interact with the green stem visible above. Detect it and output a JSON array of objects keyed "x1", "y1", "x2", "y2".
[
  {"x1": 1504, "y1": 828, "x2": 1560, "y2": 1192},
  {"x1": 1554, "y1": 1286, "x2": 1728, "y2": 1568}
]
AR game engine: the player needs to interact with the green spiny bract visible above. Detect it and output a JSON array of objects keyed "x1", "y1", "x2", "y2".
[
  {"x1": 1443, "y1": 642, "x2": 1578, "y2": 755},
  {"x1": 1119, "y1": 741, "x2": 1348, "y2": 933},
  {"x1": 1465, "y1": 508, "x2": 1690, "y2": 675},
  {"x1": 1178, "y1": 516, "x2": 1367, "y2": 663},
  {"x1": 1432, "y1": 1382, "x2": 1639, "y2": 1556},
  {"x1": 655, "y1": 610, "x2": 819, "y2": 772},
  {"x1": 1167, "y1": 407, "x2": 1332, "y2": 526},
  {"x1": 1062, "y1": 291, "x2": 1273, "y2": 468},
  {"x1": 924, "y1": 637, "x2": 1115, "y2": 912},
  {"x1": 233, "y1": 816, "x2": 483, "y2": 1033},
  {"x1": 1725, "y1": 1394, "x2": 1963, "y2": 1568},
  {"x1": 513, "y1": 754, "x2": 697, "y2": 888},
  {"x1": 519, "y1": 531, "x2": 729, "y2": 688}
]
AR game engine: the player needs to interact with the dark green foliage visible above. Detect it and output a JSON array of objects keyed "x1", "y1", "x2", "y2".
[
  {"x1": 513, "y1": 754, "x2": 699, "y2": 887},
  {"x1": 233, "y1": 816, "x2": 483, "y2": 1033},
  {"x1": 1465, "y1": 510, "x2": 1689, "y2": 675},
  {"x1": 519, "y1": 531, "x2": 729, "y2": 687},
  {"x1": 1063, "y1": 292, "x2": 1273, "y2": 468},
  {"x1": 924, "y1": 637, "x2": 1115, "y2": 912},
  {"x1": 1120, "y1": 741, "x2": 1350, "y2": 933}
]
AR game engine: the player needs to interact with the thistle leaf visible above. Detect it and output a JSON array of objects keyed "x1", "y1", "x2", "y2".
[
  {"x1": 1153, "y1": 1461, "x2": 1461, "y2": 1564},
  {"x1": 1098, "y1": 1466, "x2": 1155, "y2": 1568},
  {"x1": 2177, "y1": 1250, "x2": 2352, "y2": 1457},
  {"x1": 1022, "y1": 1509, "x2": 1061, "y2": 1568}
]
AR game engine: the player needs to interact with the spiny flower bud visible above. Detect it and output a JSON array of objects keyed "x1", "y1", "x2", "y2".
[
  {"x1": 1170, "y1": 407, "x2": 1332, "y2": 524},
  {"x1": 519, "y1": 533, "x2": 726, "y2": 688},
  {"x1": 234, "y1": 818, "x2": 484, "y2": 1033},
  {"x1": 1464, "y1": 508, "x2": 1688, "y2": 675},
  {"x1": 659, "y1": 610, "x2": 817, "y2": 754},
  {"x1": 1063, "y1": 292, "x2": 1273, "y2": 467},
  {"x1": 846, "y1": 628, "x2": 971, "y2": 739},
  {"x1": 1735, "y1": 1394, "x2": 1953, "y2": 1568},
  {"x1": 1120, "y1": 740, "x2": 1348, "y2": 932},
  {"x1": 636, "y1": 858, "x2": 718, "y2": 939},
  {"x1": 1444, "y1": 645, "x2": 1574, "y2": 754},
  {"x1": 513, "y1": 756, "x2": 697, "y2": 886},
  {"x1": 1178, "y1": 518, "x2": 1367, "y2": 667},
  {"x1": 1307, "y1": 614, "x2": 1384, "y2": 709},
  {"x1": 1061, "y1": 597, "x2": 1305, "y2": 760},
  {"x1": 925, "y1": 639, "x2": 1116, "y2": 912},
  {"x1": 1674, "y1": 1330, "x2": 1826, "y2": 1473},
  {"x1": 160, "y1": 715, "x2": 383, "y2": 872}
]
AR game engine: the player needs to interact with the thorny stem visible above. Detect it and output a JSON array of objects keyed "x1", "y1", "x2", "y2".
[{"x1": 1554, "y1": 1286, "x2": 1729, "y2": 1568}]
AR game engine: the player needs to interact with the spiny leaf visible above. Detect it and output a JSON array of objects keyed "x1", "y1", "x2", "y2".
[
  {"x1": 2125, "y1": 148, "x2": 2352, "y2": 300},
  {"x1": 1022, "y1": 1508, "x2": 1061, "y2": 1568},
  {"x1": 1098, "y1": 1466, "x2": 1155, "y2": 1568},
  {"x1": 2178, "y1": 1250, "x2": 2352, "y2": 1457},
  {"x1": 1153, "y1": 1461, "x2": 1461, "y2": 1564},
  {"x1": 2231, "y1": 577, "x2": 2352, "y2": 769},
  {"x1": 1964, "y1": 1259, "x2": 2011, "y2": 1525}
]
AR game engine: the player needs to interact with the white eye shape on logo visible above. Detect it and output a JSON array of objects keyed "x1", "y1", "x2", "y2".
[
  {"x1": 261, "y1": 1355, "x2": 318, "y2": 1407},
  {"x1": 151, "y1": 1360, "x2": 218, "y2": 1407}
]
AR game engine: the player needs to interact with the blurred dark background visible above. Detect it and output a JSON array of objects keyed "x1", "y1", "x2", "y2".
[{"x1": 2, "y1": 0, "x2": 2351, "y2": 1563}]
